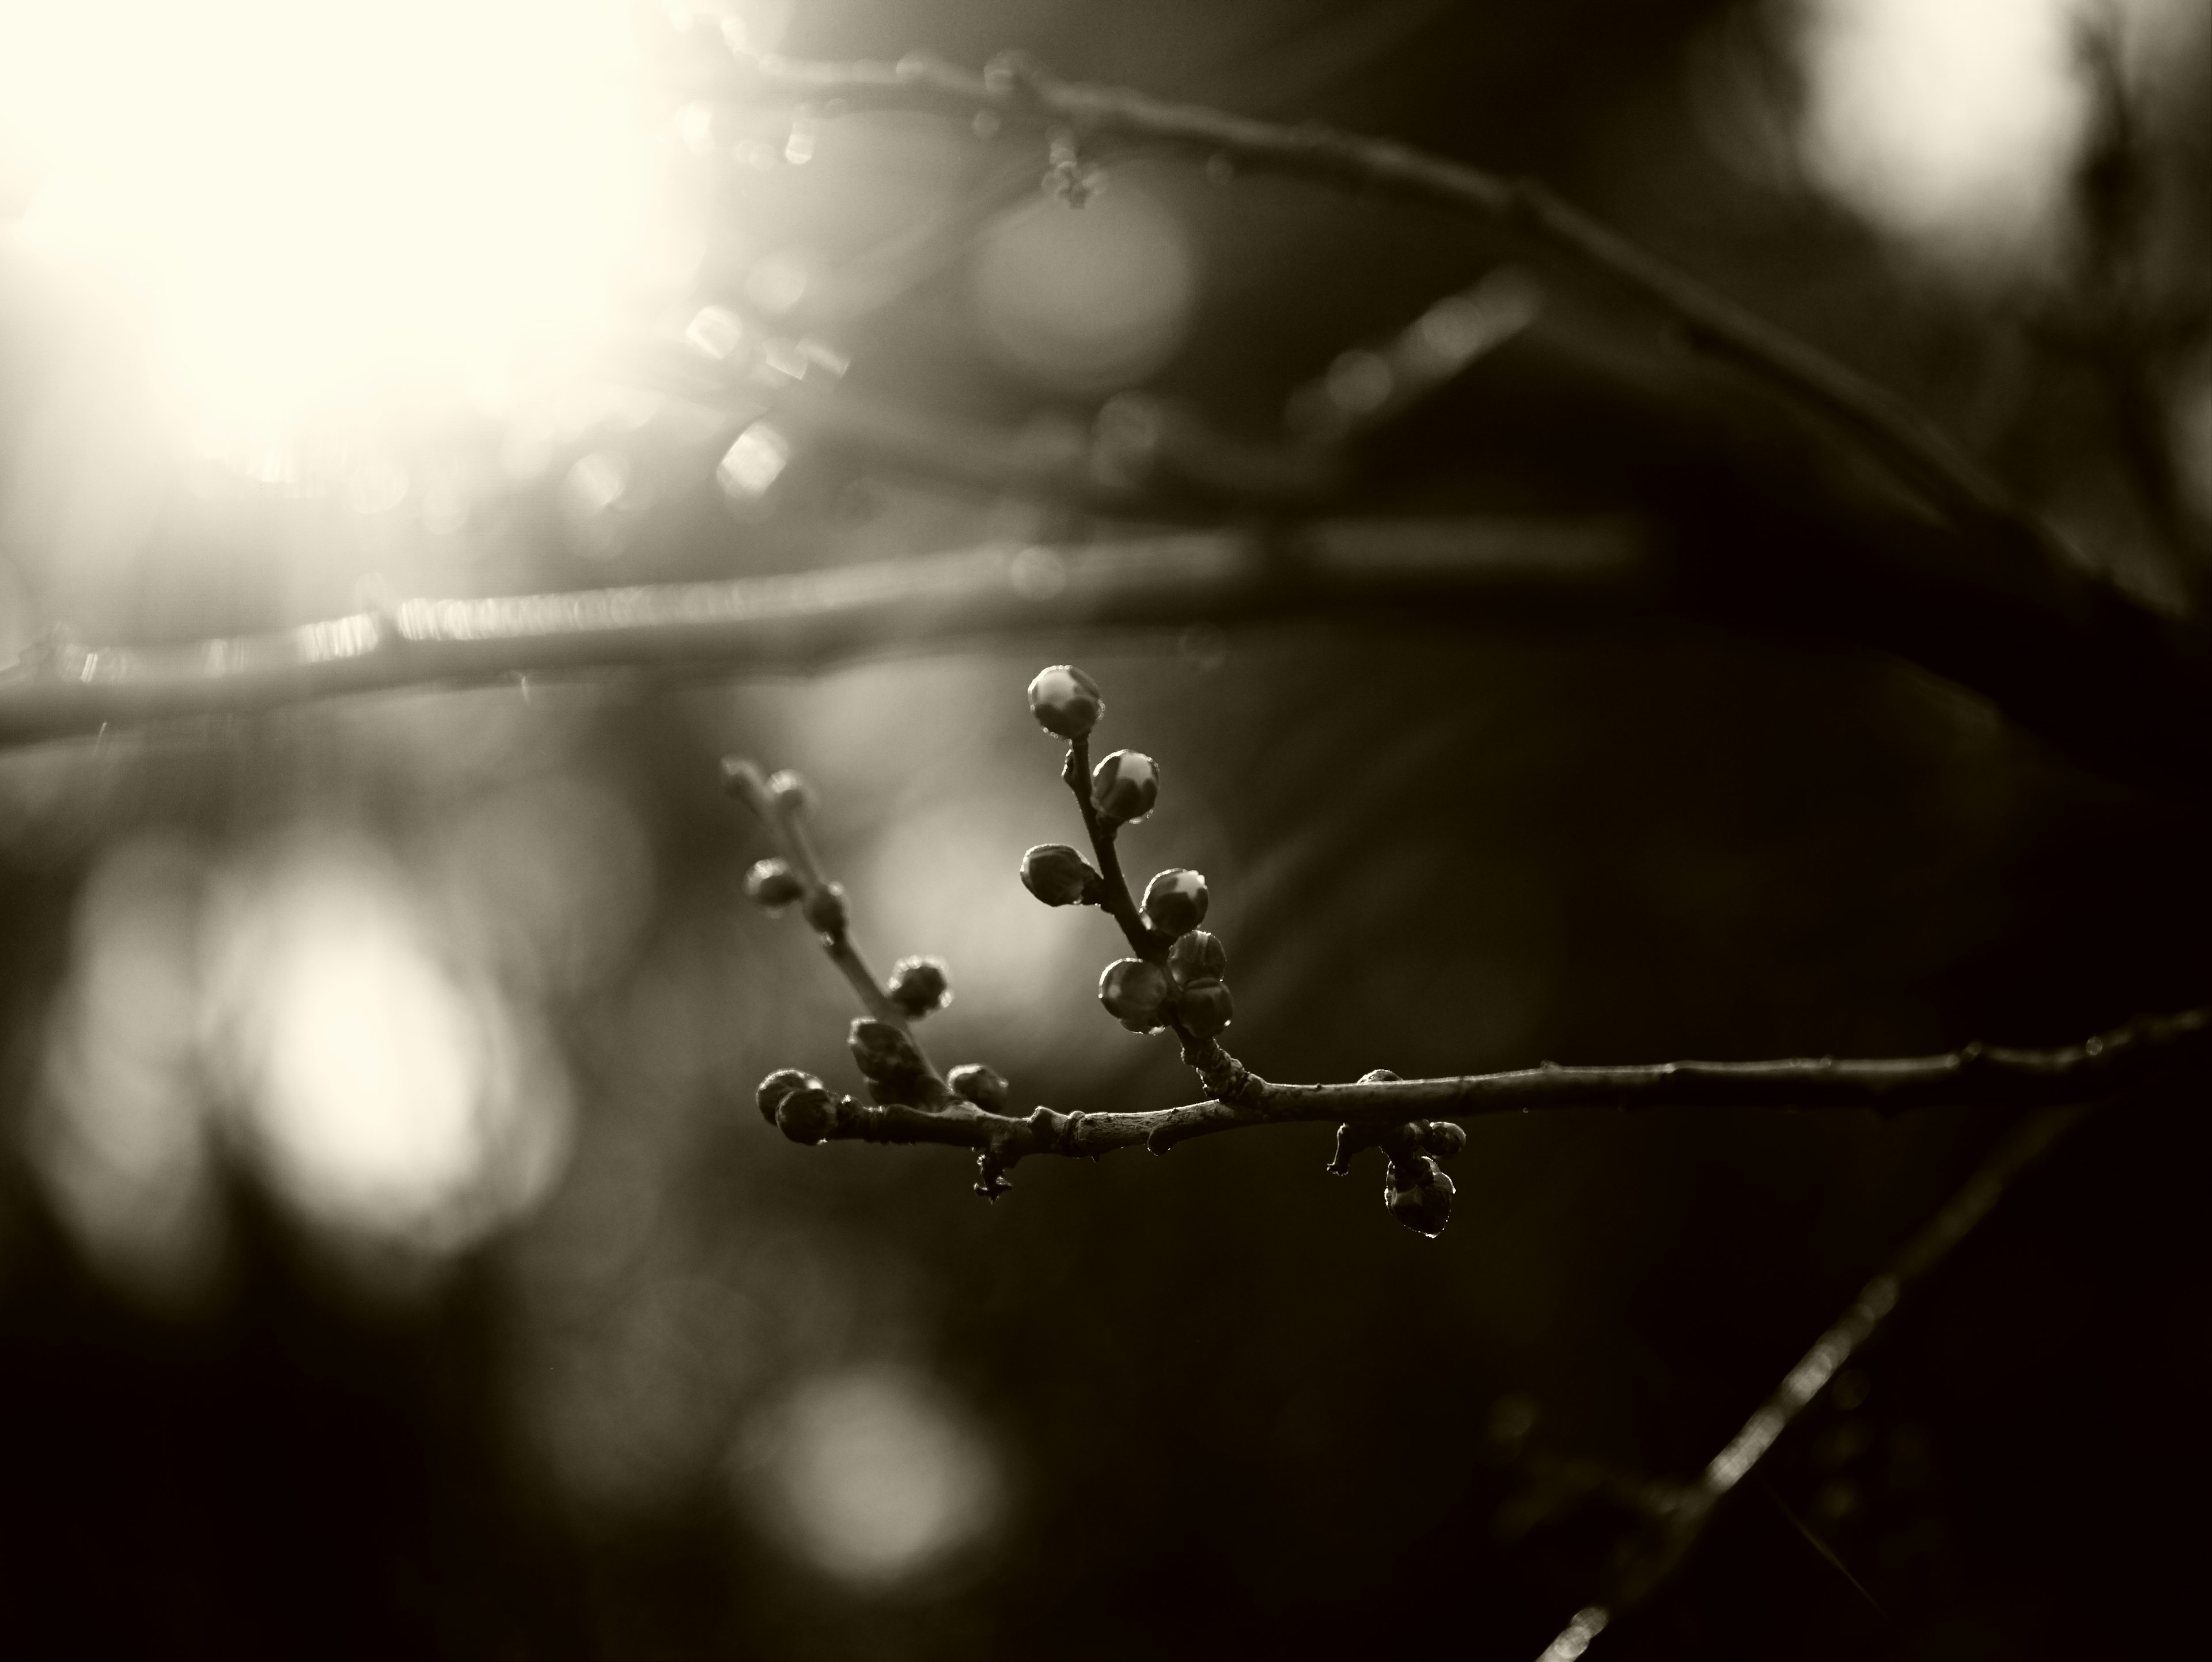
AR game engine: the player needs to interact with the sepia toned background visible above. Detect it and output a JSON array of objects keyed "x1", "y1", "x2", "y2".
[{"x1": 0, "y1": 2, "x2": 2207, "y2": 1656}]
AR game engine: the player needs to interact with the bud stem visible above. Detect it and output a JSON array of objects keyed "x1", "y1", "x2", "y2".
[{"x1": 1063, "y1": 735, "x2": 1161, "y2": 966}]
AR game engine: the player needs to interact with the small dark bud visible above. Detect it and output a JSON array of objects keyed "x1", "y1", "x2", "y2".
[
  {"x1": 1176, "y1": 978, "x2": 1234, "y2": 1038},
  {"x1": 1090, "y1": 749, "x2": 1158, "y2": 824},
  {"x1": 801, "y1": 881, "x2": 849, "y2": 935},
  {"x1": 1141, "y1": 868, "x2": 1208, "y2": 936},
  {"x1": 775, "y1": 1081, "x2": 839, "y2": 1145},
  {"x1": 755, "y1": 1067, "x2": 819, "y2": 1126},
  {"x1": 885, "y1": 955, "x2": 952, "y2": 1018},
  {"x1": 1027, "y1": 664, "x2": 1104, "y2": 739},
  {"x1": 1099, "y1": 957, "x2": 1172, "y2": 1031},
  {"x1": 1419, "y1": 1120, "x2": 1467, "y2": 1161},
  {"x1": 719, "y1": 756, "x2": 764, "y2": 799},
  {"x1": 745, "y1": 857, "x2": 805, "y2": 911},
  {"x1": 1167, "y1": 929, "x2": 1229, "y2": 985},
  {"x1": 1021, "y1": 843, "x2": 1104, "y2": 907},
  {"x1": 849, "y1": 1018, "x2": 927, "y2": 1088},
  {"x1": 1386, "y1": 1159, "x2": 1455, "y2": 1238},
  {"x1": 948, "y1": 1063, "x2": 1010, "y2": 1112}
]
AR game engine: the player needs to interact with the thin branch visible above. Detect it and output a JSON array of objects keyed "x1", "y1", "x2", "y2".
[
  {"x1": 713, "y1": 46, "x2": 2069, "y2": 573},
  {"x1": 1060, "y1": 732, "x2": 1160, "y2": 964},
  {"x1": 782, "y1": 1005, "x2": 2209, "y2": 1173},
  {"x1": 1532, "y1": 1093, "x2": 2102, "y2": 1656},
  {"x1": 0, "y1": 521, "x2": 1649, "y2": 750}
]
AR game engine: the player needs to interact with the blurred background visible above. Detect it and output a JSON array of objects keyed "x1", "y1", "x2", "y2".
[{"x1": 0, "y1": 1, "x2": 2207, "y2": 1656}]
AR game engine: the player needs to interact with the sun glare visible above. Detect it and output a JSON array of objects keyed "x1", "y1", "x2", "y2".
[{"x1": 0, "y1": 0, "x2": 648, "y2": 441}]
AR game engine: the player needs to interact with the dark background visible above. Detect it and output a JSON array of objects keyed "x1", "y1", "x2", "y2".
[{"x1": 1, "y1": 2, "x2": 2208, "y2": 1657}]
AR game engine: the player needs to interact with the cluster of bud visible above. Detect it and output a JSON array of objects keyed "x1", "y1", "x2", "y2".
[
  {"x1": 1324, "y1": 1072, "x2": 1464, "y2": 1236},
  {"x1": 886, "y1": 955, "x2": 952, "y2": 1018}
]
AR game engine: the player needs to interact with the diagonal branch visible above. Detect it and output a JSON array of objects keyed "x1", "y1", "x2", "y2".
[{"x1": 710, "y1": 45, "x2": 2068, "y2": 576}]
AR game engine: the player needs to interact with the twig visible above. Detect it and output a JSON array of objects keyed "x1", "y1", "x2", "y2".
[
  {"x1": 710, "y1": 46, "x2": 2070, "y2": 573},
  {"x1": 1529, "y1": 1095, "x2": 2101, "y2": 1656},
  {"x1": 0, "y1": 521, "x2": 1649, "y2": 750},
  {"x1": 766, "y1": 1007, "x2": 2209, "y2": 1175}
]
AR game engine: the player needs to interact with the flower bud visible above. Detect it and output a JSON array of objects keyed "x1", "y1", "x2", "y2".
[
  {"x1": 1141, "y1": 868, "x2": 1208, "y2": 936},
  {"x1": 849, "y1": 1018, "x2": 927, "y2": 1089},
  {"x1": 766, "y1": 768, "x2": 813, "y2": 815},
  {"x1": 1021, "y1": 843, "x2": 1104, "y2": 907},
  {"x1": 1099, "y1": 957, "x2": 1172, "y2": 1031},
  {"x1": 1166, "y1": 929, "x2": 1228, "y2": 985},
  {"x1": 755, "y1": 1067, "x2": 819, "y2": 1126},
  {"x1": 775, "y1": 1080, "x2": 839, "y2": 1145},
  {"x1": 1386, "y1": 1160, "x2": 1455, "y2": 1238},
  {"x1": 801, "y1": 881, "x2": 849, "y2": 936},
  {"x1": 885, "y1": 955, "x2": 952, "y2": 1018},
  {"x1": 1419, "y1": 1120, "x2": 1467, "y2": 1162},
  {"x1": 1027, "y1": 664, "x2": 1104, "y2": 738},
  {"x1": 947, "y1": 1063, "x2": 1010, "y2": 1112},
  {"x1": 1176, "y1": 978, "x2": 1234, "y2": 1038},
  {"x1": 745, "y1": 857, "x2": 805, "y2": 912},
  {"x1": 1090, "y1": 749, "x2": 1158, "y2": 824}
]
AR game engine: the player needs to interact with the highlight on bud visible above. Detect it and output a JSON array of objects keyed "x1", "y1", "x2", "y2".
[
  {"x1": 1021, "y1": 843, "x2": 1104, "y2": 907},
  {"x1": 766, "y1": 768, "x2": 813, "y2": 815},
  {"x1": 1090, "y1": 749, "x2": 1159, "y2": 824},
  {"x1": 1099, "y1": 957, "x2": 1172, "y2": 1032},
  {"x1": 886, "y1": 955, "x2": 953, "y2": 1018},
  {"x1": 948, "y1": 1062, "x2": 1010, "y2": 1112},
  {"x1": 1027, "y1": 664, "x2": 1104, "y2": 739},
  {"x1": 801, "y1": 881, "x2": 849, "y2": 936},
  {"x1": 1141, "y1": 868, "x2": 1208, "y2": 936},
  {"x1": 1386, "y1": 1159, "x2": 1455, "y2": 1237},
  {"x1": 1167, "y1": 929, "x2": 1228, "y2": 986},
  {"x1": 745, "y1": 856, "x2": 805, "y2": 912}
]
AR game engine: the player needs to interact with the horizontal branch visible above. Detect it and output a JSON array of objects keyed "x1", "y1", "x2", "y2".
[
  {"x1": 0, "y1": 520, "x2": 1649, "y2": 749},
  {"x1": 787, "y1": 1005, "x2": 2211, "y2": 1175}
]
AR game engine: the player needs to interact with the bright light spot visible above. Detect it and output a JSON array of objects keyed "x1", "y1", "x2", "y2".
[
  {"x1": 733, "y1": 1367, "x2": 1004, "y2": 1586},
  {"x1": 0, "y1": 0, "x2": 649, "y2": 438},
  {"x1": 1536, "y1": 1606, "x2": 1610, "y2": 1662},
  {"x1": 969, "y1": 182, "x2": 1197, "y2": 392},
  {"x1": 32, "y1": 839, "x2": 222, "y2": 1305},
  {"x1": 1790, "y1": 0, "x2": 2094, "y2": 275},
  {"x1": 717, "y1": 421, "x2": 792, "y2": 501},
  {"x1": 204, "y1": 841, "x2": 570, "y2": 1249}
]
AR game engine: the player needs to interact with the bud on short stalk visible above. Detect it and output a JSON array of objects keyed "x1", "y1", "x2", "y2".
[
  {"x1": 1099, "y1": 957, "x2": 1172, "y2": 1032},
  {"x1": 1021, "y1": 843, "x2": 1104, "y2": 907},
  {"x1": 885, "y1": 955, "x2": 952, "y2": 1018},
  {"x1": 1385, "y1": 1156, "x2": 1455, "y2": 1238},
  {"x1": 1176, "y1": 978, "x2": 1234, "y2": 1038},
  {"x1": 802, "y1": 881, "x2": 849, "y2": 936},
  {"x1": 1027, "y1": 664, "x2": 1104, "y2": 739},
  {"x1": 1142, "y1": 868, "x2": 1208, "y2": 937},
  {"x1": 745, "y1": 857, "x2": 805, "y2": 911},
  {"x1": 1091, "y1": 749, "x2": 1158, "y2": 824},
  {"x1": 755, "y1": 1070, "x2": 838, "y2": 1145},
  {"x1": 948, "y1": 1063, "x2": 1010, "y2": 1112}
]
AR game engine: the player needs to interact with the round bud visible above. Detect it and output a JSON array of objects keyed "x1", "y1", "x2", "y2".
[
  {"x1": 849, "y1": 1017, "x2": 927, "y2": 1088},
  {"x1": 775, "y1": 1080, "x2": 839, "y2": 1145},
  {"x1": 1027, "y1": 664, "x2": 1104, "y2": 739},
  {"x1": 1419, "y1": 1120, "x2": 1467, "y2": 1162},
  {"x1": 1021, "y1": 843, "x2": 1104, "y2": 907},
  {"x1": 755, "y1": 1067, "x2": 819, "y2": 1126},
  {"x1": 766, "y1": 768, "x2": 813, "y2": 815},
  {"x1": 885, "y1": 955, "x2": 952, "y2": 1018},
  {"x1": 1090, "y1": 749, "x2": 1158, "y2": 824},
  {"x1": 948, "y1": 1063, "x2": 1010, "y2": 1112},
  {"x1": 1141, "y1": 868, "x2": 1209, "y2": 937},
  {"x1": 801, "y1": 881, "x2": 849, "y2": 936},
  {"x1": 745, "y1": 857, "x2": 805, "y2": 912},
  {"x1": 1099, "y1": 957, "x2": 1172, "y2": 1031},
  {"x1": 1386, "y1": 1161, "x2": 1455, "y2": 1238},
  {"x1": 1166, "y1": 929, "x2": 1228, "y2": 986},
  {"x1": 1176, "y1": 978, "x2": 1234, "y2": 1038}
]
